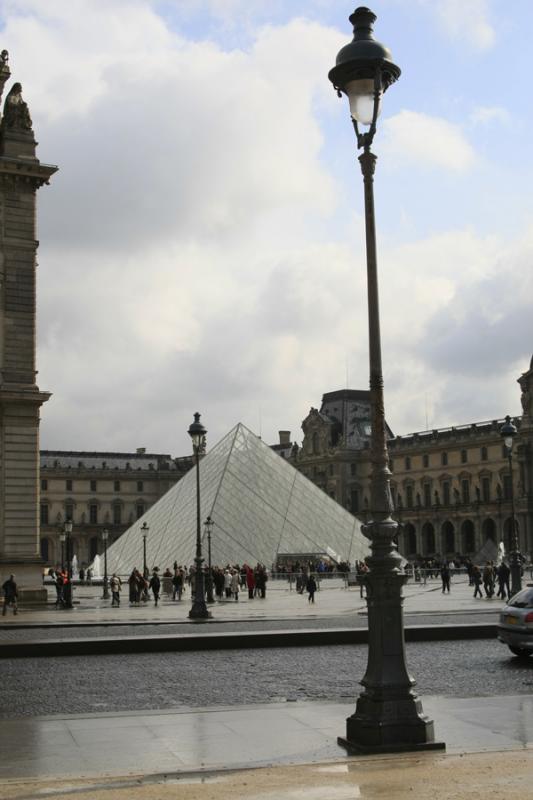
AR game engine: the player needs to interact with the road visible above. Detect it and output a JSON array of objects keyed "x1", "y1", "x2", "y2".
[{"x1": 2, "y1": 638, "x2": 532, "y2": 718}]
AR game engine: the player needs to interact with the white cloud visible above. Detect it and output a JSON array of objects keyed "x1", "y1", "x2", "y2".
[
  {"x1": 381, "y1": 110, "x2": 476, "y2": 172},
  {"x1": 422, "y1": 0, "x2": 495, "y2": 50},
  {"x1": 469, "y1": 105, "x2": 510, "y2": 126}
]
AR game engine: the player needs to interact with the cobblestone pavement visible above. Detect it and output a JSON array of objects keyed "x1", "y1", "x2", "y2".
[{"x1": 1, "y1": 639, "x2": 530, "y2": 718}]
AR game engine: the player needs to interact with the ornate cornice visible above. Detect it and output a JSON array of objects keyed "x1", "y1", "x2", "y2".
[{"x1": 0, "y1": 156, "x2": 57, "y2": 189}]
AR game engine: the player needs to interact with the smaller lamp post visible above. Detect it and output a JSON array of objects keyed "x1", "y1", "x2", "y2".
[
  {"x1": 59, "y1": 530, "x2": 66, "y2": 571},
  {"x1": 205, "y1": 515, "x2": 215, "y2": 603},
  {"x1": 188, "y1": 412, "x2": 210, "y2": 620},
  {"x1": 500, "y1": 415, "x2": 521, "y2": 595},
  {"x1": 64, "y1": 518, "x2": 73, "y2": 609},
  {"x1": 141, "y1": 521, "x2": 149, "y2": 578},
  {"x1": 102, "y1": 528, "x2": 110, "y2": 600}
]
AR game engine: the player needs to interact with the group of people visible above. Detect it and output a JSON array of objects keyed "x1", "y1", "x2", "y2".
[{"x1": 470, "y1": 561, "x2": 512, "y2": 599}]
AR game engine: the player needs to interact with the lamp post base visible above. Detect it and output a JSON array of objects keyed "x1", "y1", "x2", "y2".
[
  {"x1": 189, "y1": 601, "x2": 210, "y2": 620},
  {"x1": 338, "y1": 735, "x2": 445, "y2": 755}
]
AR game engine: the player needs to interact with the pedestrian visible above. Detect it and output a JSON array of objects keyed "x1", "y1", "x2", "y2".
[
  {"x1": 230, "y1": 569, "x2": 240, "y2": 602},
  {"x1": 79, "y1": 567, "x2": 85, "y2": 584},
  {"x1": 497, "y1": 561, "x2": 511, "y2": 600},
  {"x1": 172, "y1": 568, "x2": 183, "y2": 601},
  {"x1": 256, "y1": 566, "x2": 267, "y2": 599},
  {"x1": 245, "y1": 565, "x2": 255, "y2": 600},
  {"x1": 86, "y1": 567, "x2": 93, "y2": 585},
  {"x1": 162, "y1": 568, "x2": 173, "y2": 599},
  {"x1": 2, "y1": 574, "x2": 18, "y2": 615},
  {"x1": 306, "y1": 574, "x2": 317, "y2": 604},
  {"x1": 483, "y1": 562, "x2": 495, "y2": 598},
  {"x1": 440, "y1": 563, "x2": 451, "y2": 593},
  {"x1": 110, "y1": 573, "x2": 122, "y2": 606},
  {"x1": 472, "y1": 565, "x2": 483, "y2": 598},
  {"x1": 128, "y1": 569, "x2": 140, "y2": 605},
  {"x1": 224, "y1": 568, "x2": 232, "y2": 599},
  {"x1": 149, "y1": 569, "x2": 161, "y2": 607}
]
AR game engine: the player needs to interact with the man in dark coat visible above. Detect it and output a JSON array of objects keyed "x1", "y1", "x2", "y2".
[
  {"x1": 149, "y1": 570, "x2": 161, "y2": 607},
  {"x1": 2, "y1": 574, "x2": 18, "y2": 615}
]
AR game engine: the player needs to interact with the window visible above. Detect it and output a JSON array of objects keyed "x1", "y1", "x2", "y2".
[
  {"x1": 136, "y1": 503, "x2": 145, "y2": 520},
  {"x1": 137, "y1": 480, "x2": 144, "y2": 492},
  {"x1": 461, "y1": 449, "x2": 468, "y2": 464},
  {"x1": 65, "y1": 504, "x2": 74, "y2": 522},
  {"x1": 350, "y1": 463, "x2": 357, "y2": 477},
  {"x1": 481, "y1": 446, "x2": 488, "y2": 462},
  {"x1": 66, "y1": 479, "x2": 73, "y2": 491},
  {"x1": 406, "y1": 485, "x2": 414, "y2": 509},
  {"x1": 114, "y1": 480, "x2": 121, "y2": 492},
  {"x1": 441, "y1": 452, "x2": 448, "y2": 466},
  {"x1": 442, "y1": 481, "x2": 451, "y2": 506},
  {"x1": 423, "y1": 454, "x2": 429, "y2": 468},
  {"x1": 423, "y1": 483, "x2": 431, "y2": 507},
  {"x1": 461, "y1": 479, "x2": 470, "y2": 504},
  {"x1": 40, "y1": 504, "x2": 49, "y2": 525},
  {"x1": 40, "y1": 538, "x2": 49, "y2": 561},
  {"x1": 481, "y1": 477, "x2": 490, "y2": 503},
  {"x1": 405, "y1": 456, "x2": 411, "y2": 471},
  {"x1": 503, "y1": 474, "x2": 512, "y2": 501},
  {"x1": 329, "y1": 491, "x2": 335, "y2": 499},
  {"x1": 41, "y1": 479, "x2": 48, "y2": 491},
  {"x1": 113, "y1": 504, "x2": 122, "y2": 525},
  {"x1": 90, "y1": 479, "x2": 97, "y2": 492},
  {"x1": 89, "y1": 504, "x2": 98, "y2": 524}
]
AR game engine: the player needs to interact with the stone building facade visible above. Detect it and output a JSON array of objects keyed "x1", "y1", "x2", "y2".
[
  {"x1": 39, "y1": 449, "x2": 193, "y2": 568},
  {"x1": 0, "y1": 54, "x2": 57, "y2": 598},
  {"x1": 289, "y1": 360, "x2": 533, "y2": 562}
]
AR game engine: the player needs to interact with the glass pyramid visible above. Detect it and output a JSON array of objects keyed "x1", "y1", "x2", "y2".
[{"x1": 105, "y1": 423, "x2": 368, "y2": 574}]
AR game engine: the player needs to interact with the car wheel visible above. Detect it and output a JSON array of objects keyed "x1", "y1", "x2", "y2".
[{"x1": 509, "y1": 646, "x2": 532, "y2": 658}]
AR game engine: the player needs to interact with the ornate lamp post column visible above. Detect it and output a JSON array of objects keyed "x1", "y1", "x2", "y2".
[
  {"x1": 188, "y1": 412, "x2": 210, "y2": 620},
  {"x1": 102, "y1": 528, "x2": 110, "y2": 600},
  {"x1": 59, "y1": 530, "x2": 65, "y2": 571},
  {"x1": 205, "y1": 515, "x2": 215, "y2": 604},
  {"x1": 500, "y1": 415, "x2": 521, "y2": 596},
  {"x1": 141, "y1": 522, "x2": 149, "y2": 578},
  {"x1": 328, "y1": 7, "x2": 443, "y2": 754},
  {"x1": 64, "y1": 519, "x2": 73, "y2": 609}
]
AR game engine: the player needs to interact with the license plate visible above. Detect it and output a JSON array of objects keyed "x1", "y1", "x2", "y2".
[{"x1": 505, "y1": 615, "x2": 519, "y2": 625}]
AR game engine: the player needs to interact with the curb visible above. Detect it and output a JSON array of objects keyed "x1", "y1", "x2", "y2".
[{"x1": 0, "y1": 623, "x2": 497, "y2": 658}]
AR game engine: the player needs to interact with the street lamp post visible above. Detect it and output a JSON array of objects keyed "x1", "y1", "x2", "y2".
[
  {"x1": 205, "y1": 515, "x2": 215, "y2": 604},
  {"x1": 64, "y1": 519, "x2": 73, "y2": 609},
  {"x1": 188, "y1": 412, "x2": 210, "y2": 620},
  {"x1": 102, "y1": 528, "x2": 110, "y2": 600},
  {"x1": 328, "y1": 7, "x2": 443, "y2": 754},
  {"x1": 59, "y1": 530, "x2": 65, "y2": 571},
  {"x1": 500, "y1": 415, "x2": 521, "y2": 596},
  {"x1": 141, "y1": 522, "x2": 149, "y2": 578}
]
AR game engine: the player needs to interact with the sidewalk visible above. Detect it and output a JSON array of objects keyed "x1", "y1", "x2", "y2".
[{"x1": 2, "y1": 694, "x2": 533, "y2": 797}]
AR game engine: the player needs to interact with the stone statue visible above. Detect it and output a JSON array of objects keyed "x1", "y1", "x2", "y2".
[
  {"x1": 0, "y1": 51, "x2": 8, "y2": 66},
  {"x1": 3, "y1": 82, "x2": 32, "y2": 131}
]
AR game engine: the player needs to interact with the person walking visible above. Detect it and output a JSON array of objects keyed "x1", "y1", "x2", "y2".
[
  {"x1": 172, "y1": 568, "x2": 183, "y2": 601},
  {"x1": 230, "y1": 569, "x2": 240, "y2": 602},
  {"x1": 483, "y1": 562, "x2": 495, "y2": 598},
  {"x1": 440, "y1": 563, "x2": 451, "y2": 593},
  {"x1": 497, "y1": 561, "x2": 511, "y2": 600},
  {"x1": 149, "y1": 569, "x2": 161, "y2": 607},
  {"x1": 245, "y1": 565, "x2": 255, "y2": 600},
  {"x1": 472, "y1": 565, "x2": 483, "y2": 598},
  {"x1": 306, "y1": 574, "x2": 317, "y2": 604},
  {"x1": 110, "y1": 573, "x2": 122, "y2": 606},
  {"x1": 224, "y1": 568, "x2": 232, "y2": 599},
  {"x1": 2, "y1": 574, "x2": 18, "y2": 616}
]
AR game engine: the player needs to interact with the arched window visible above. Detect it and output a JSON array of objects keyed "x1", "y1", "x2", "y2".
[
  {"x1": 482, "y1": 518, "x2": 496, "y2": 542},
  {"x1": 422, "y1": 522, "x2": 436, "y2": 555},
  {"x1": 461, "y1": 520, "x2": 475, "y2": 553},
  {"x1": 89, "y1": 536, "x2": 99, "y2": 561},
  {"x1": 441, "y1": 521, "x2": 455, "y2": 554},
  {"x1": 404, "y1": 523, "x2": 417, "y2": 555}
]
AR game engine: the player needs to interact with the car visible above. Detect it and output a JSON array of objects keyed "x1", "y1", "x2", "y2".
[{"x1": 498, "y1": 585, "x2": 533, "y2": 657}]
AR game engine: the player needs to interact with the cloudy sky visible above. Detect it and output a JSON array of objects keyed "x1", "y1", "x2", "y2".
[{"x1": 1, "y1": 0, "x2": 532, "y2": 455}]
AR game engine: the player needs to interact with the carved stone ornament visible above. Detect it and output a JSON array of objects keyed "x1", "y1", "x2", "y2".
[{"x1": 3, "y1": 82, "x2": 33, "y2": 131}]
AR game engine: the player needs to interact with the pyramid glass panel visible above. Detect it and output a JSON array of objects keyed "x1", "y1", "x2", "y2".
[{"x1": 104, "y1": 424, "x2": 369, "y2": 575}]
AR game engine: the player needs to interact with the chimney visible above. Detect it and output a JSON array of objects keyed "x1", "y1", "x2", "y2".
[
  {"x1": 279, "y1": 431, "x2": 291, "y2": 446},
  {"x1": 136, "y1": 447, "x2": 146, "y2": 455}
]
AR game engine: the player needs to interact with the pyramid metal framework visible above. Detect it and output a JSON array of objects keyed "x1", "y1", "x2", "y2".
[{"x1": 104, "y1": 423, "x2": 369, "y2": 575}]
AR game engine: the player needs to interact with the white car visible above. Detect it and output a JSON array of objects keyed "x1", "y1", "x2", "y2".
[{"x1": 498, "y1": 586, "x2": 533, "y2": 657}]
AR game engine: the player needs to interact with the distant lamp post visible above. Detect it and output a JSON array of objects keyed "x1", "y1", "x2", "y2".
[
  {"x1": 188, "y1": 412, "x2": 210, "y2": 620},
  {"x1": 205, "y1": 515, "x2": 215, "y2": 604},
  {"x1": 102, "y1": 528, "x2": 110, "y2": 600},
  {"x1": 141, "y1": 521, "x2": 149, "y2": 578},
  {"x1": 328, "y1": 7, "x2": 442, "y2": 754},
  {"x1": 500, "y1": 415, "x2": 521, "y2": 595},
  {"x1": 64, "y1": 518, "x2": 73, "y2": 609},
  {"x1": 59, "y1": 530, "x2": 66, "y2": 571}
]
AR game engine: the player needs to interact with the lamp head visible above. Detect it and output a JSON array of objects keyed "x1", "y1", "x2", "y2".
[
  {"x1": 188, "y1": 412, "x2": 207, "y2": 450},
  {"x1": 64, "y1": 519, "x2": 73, "y2": 535},
  {"x1": 102, "y1": 528, "x2": 109, "y2": 542},
  {"x1": 141, "y1": 521, "x2": 149, "y2": 537},
  {"x1": 328, "y1": 7, "x2": 400, "y2": 135},
  {"x1": 500, "y1": 415, "x2": 517, "y2": 451}
]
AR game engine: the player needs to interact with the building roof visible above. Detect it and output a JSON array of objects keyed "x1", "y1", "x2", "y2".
[{"x1": 40, "y1": 450, "x2": 179, "y2": 471}]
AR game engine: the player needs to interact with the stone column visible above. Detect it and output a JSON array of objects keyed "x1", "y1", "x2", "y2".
[{"x1": 0, "y1": 54, "x2": 57, "y2": 602}]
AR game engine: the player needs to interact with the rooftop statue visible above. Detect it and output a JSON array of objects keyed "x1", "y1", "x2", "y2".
[{"x1": 3, "y1": 82, "x2": 32, "y2": 132}]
